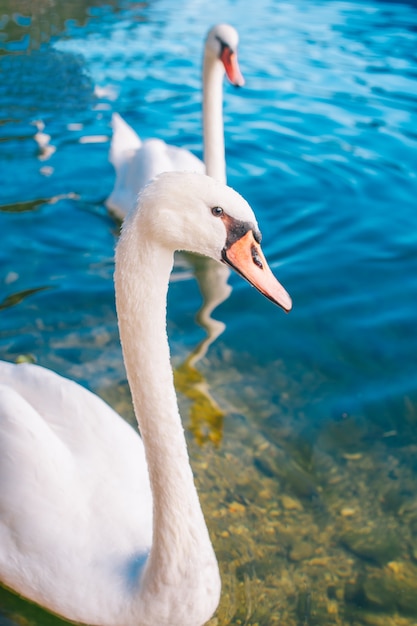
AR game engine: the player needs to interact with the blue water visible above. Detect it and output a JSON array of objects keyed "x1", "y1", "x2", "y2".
[{"x1": 1, "y1": 1, "x2": 417, "y2": 624}]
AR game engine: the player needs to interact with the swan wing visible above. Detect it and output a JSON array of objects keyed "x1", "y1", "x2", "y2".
[
  {"x1": 106, "y1": 114, "x2": 205, "y2": 219},
  {"x1": 109, "y1": 112, "x2": 142, "y2": 168},
  {"x1": 0, "y1": 361, "x2": 152, "y2": 623}
]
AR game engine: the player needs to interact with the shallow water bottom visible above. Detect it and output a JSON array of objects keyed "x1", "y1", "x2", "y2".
[
  {"x1": 89, "y1": 349, "x2": 417, "y2": 625},
  {"x1": 190, "y1": 356, "x2": 417, "y2": 626},
  {"x1": 1, "y1": 347, "x2": 417, "y2": 626}
]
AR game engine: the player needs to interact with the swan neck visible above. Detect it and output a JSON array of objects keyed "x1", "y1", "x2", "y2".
[
  {"x1": 203, "y1": 52, "x2": 226, "y2": 184},
  {"x1": 114, "y1": 215, "x2": 217, "y2": 601},
  {"x1": 115, "y1": 227, "x2": 198, "y2": 513}
]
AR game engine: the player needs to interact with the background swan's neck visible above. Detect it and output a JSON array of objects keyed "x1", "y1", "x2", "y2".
[
  {"x1": 203, "y1": 52, "x2": 226, "y2": 184},
  {"x1": 114, "y1": 216, "x2": 220, "y2": 619}
]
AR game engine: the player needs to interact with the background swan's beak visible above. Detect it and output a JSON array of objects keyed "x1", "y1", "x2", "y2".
[
  {"x1": 222, "y1": 231, "x2": 292, "y2": 312},
  {"x1": 221, "y1": 47, "x2": 245, "y2": 87}
]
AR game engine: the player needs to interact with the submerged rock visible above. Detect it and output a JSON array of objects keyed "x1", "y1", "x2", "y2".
[
  {"x1": 346, "y1": 562, "x2": 417, "y2": 618},
  {"x1": 289, "y1": 540, "x2": 315, "y2": 562},
  {"x1": 281, "y1": 494, "x2": 303, "y2": 511},
  {"x1": 340, "y1": 526, "x2": 402, "y2": 566}
]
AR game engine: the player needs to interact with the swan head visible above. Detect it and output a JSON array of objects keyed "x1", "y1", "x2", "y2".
[
  {"x1": 205, "y1": 24, "x2": 245, "y2": 87},
  {"x1": 134, "y1": 172, "x2": 292, "y2": 312}
]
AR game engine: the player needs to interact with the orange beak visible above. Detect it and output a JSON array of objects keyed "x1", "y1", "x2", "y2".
[
  {"x1": 220, "y1": 47, "x2": 245, "y2": 87},
  {"x1": 222, "y1": 230, "x2": 292, "y2": 313}
]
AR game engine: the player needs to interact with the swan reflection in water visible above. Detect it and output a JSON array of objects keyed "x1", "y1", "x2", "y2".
[{"x1": 173, "y1": 254, "x2": 231, "y2": 447}]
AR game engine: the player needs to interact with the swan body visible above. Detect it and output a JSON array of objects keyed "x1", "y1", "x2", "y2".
[
  {"x1": 0, "y1": 172, "x2": 292, "y2": 626},
  {"x1": 107, "y1": 116, "x2": 205, "y2": 219},
  {"x1": 106, "y1": 24, "x2": 244, "y2": 218}
]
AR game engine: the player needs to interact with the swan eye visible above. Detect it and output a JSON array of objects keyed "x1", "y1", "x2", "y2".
[{"x1": 211, "y1": 206, "x2": 224, "y2": 217}]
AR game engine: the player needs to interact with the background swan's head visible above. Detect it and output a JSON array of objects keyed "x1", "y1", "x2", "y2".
[
  {"x1": 205, "y1": 24, "x2": 245, "y2": 87},
  {"x1": 129, "y1": 172, "x2": 292, "y2": 312}
]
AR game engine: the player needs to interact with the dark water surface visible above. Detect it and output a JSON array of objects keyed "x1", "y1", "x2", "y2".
[{"x1": 1, "y1": 1, "x2": 417, "y2": 624}]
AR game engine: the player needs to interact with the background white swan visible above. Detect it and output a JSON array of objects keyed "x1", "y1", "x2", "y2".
[
  {"x1": 106, "y1": 23, "x2": 244, "y2": 219},
  {"x1": 0, "y1": 172, "x2": 291, "y2": 626},
  {"x1": 107, "y1": 23, "x2": 245, "y2": 375}
]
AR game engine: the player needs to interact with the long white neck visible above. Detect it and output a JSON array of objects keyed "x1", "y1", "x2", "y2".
[
  {"x1": 203, "y1": 51, "x2": 226, "y2": 184},
  {"x1": 114, "y1": 212, "x2": 220, "y2": 624}
]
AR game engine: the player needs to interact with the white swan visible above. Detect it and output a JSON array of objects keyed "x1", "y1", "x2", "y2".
[
  {"x1": 106, "y1": 23, "x2": 244, "y2": 218},
  {"x1": 0, "y1": 172, "x2": 292, "y2": 626}
]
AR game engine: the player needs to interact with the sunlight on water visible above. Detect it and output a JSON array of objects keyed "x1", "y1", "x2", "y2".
[{"x1": 1, "y1": 0, "x2": 417, "y2": 624}]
